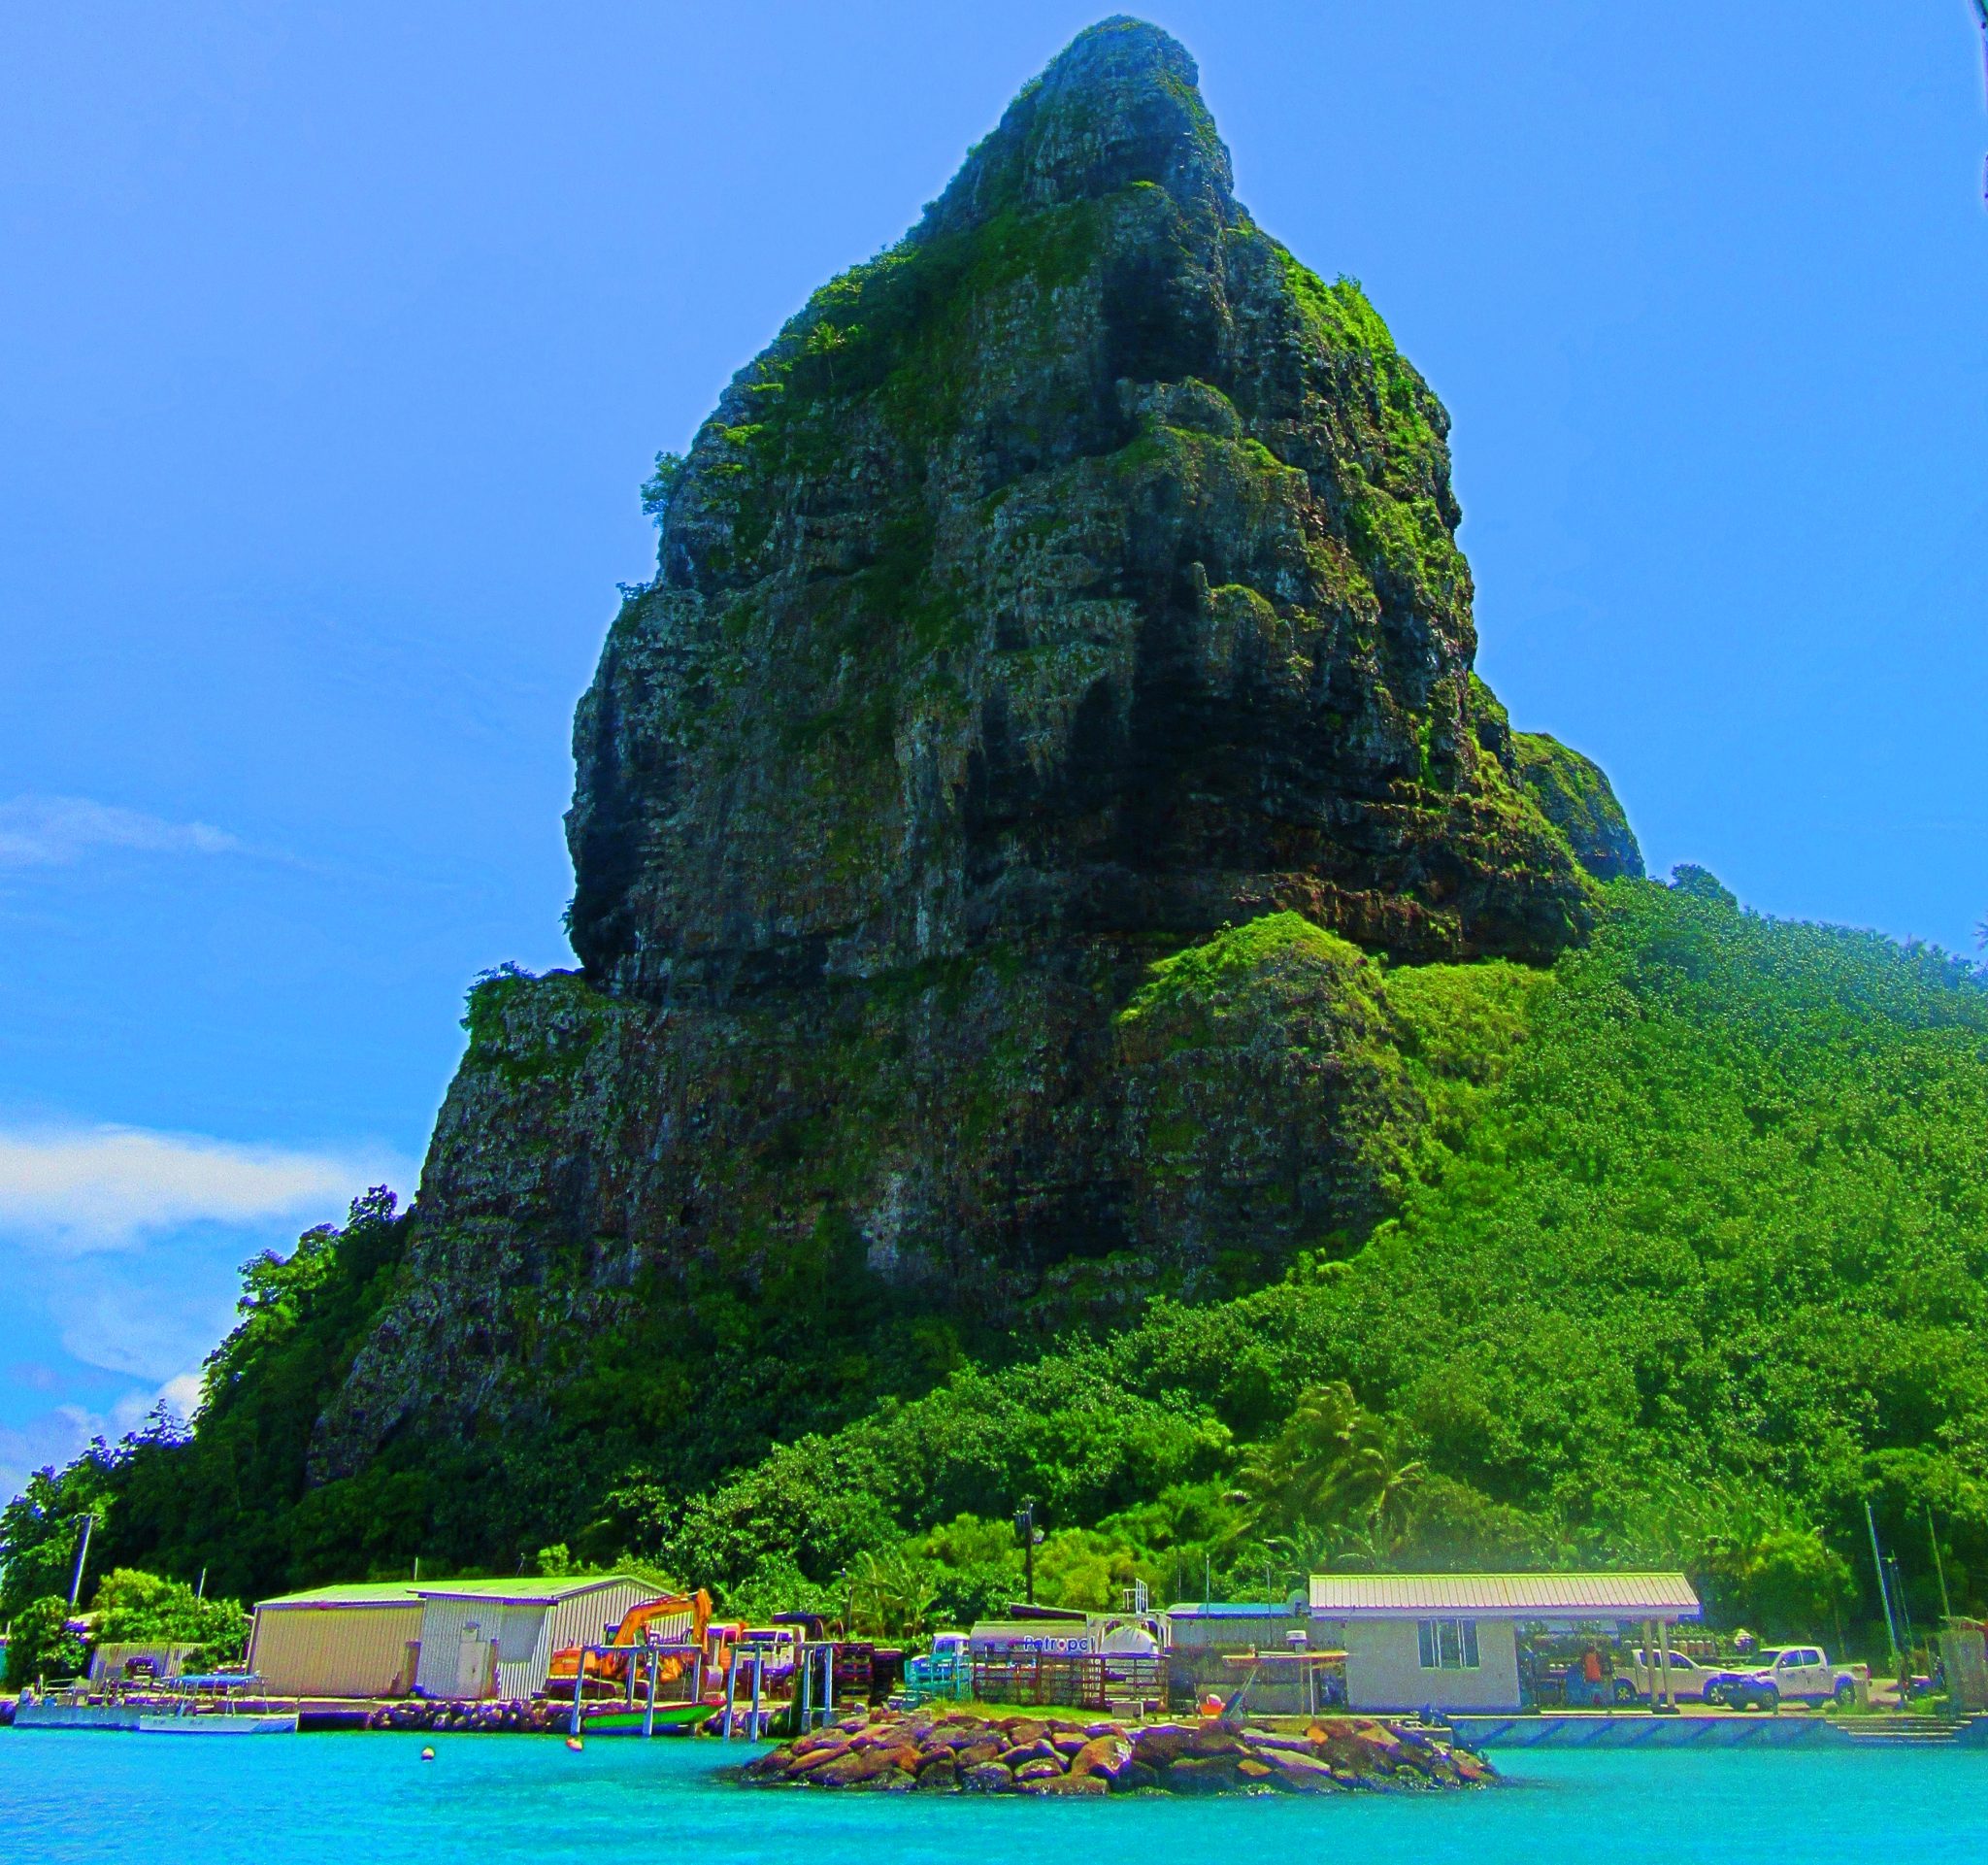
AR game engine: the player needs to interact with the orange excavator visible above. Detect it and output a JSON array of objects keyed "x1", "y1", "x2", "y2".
[{"x1": 546, "y1": 1589, "x2": 713, "y2": 1694}]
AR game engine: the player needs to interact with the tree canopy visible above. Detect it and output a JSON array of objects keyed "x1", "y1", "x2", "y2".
[{"x1": 6, "y1": 879, "x2": 1983, "y2": 1656}]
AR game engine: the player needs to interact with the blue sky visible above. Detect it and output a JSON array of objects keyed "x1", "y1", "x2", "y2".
[{"x1": 3, "y1": 3, "x2": 1985, "y2": 1502}]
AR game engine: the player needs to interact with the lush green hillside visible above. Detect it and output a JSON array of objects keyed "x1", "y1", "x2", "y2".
[
  {"x1": 12, "y1": 27, "x2": 1975, "y2": 1662},
  {"x1": 625, "y1": 872, "x2": 1988, "y2": 1637},
  {"x1": 8, "y1": 874, "x2": 1984, "y2": 1649}
]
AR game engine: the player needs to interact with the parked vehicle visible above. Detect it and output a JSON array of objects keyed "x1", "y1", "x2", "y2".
[
  {"x1": 1619, "y1": 1647, "x2": 1725, "y2": 1703},
  {"x1": 1705, "y1": 1646, "x2": 1867, "y2": 1711},
  {"x1": 904, "y1": 1631, "x2": 972, "y2": 1705}
]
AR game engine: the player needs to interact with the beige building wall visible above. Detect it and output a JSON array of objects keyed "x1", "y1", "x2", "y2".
[
  {"x1": 414, "y1": 1600, "x2": 551, "y2": 1699},
  {"x1": 248, "y1": 1603, "x2": 424, "y2": 1698},
  {"x1": 1334, "y1": 1617, "x2": 1522, "y2": 1714},
  {"x1": 1942, "y1": 1627, "x2": 1988, "y2": 1714},
  {"x1": 413, "y1": 1582, "x2": 655, "y2": 1700}
]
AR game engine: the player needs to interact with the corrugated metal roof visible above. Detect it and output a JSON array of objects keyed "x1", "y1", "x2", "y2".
[
  {"x1": 411, "y1": 1576, "x2": 635, "y2": 1606},
  {"x1": 1307, "y1": 1572, "x2": 1701, "y2": 1618},
  {"x1": 257, "y1": 1574, "x2": 648, "y2": 1610},
  {"x1": 1167, "y1": 1602, "x2": 1296, "y2": 1618},
  {"x1": 256, "y1": 1582, "x2": 424, "y2": 1609}
]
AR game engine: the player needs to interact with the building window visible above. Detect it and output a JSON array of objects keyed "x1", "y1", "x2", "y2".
[{"x1": 1416, "y1": 1618, "x2": 1480, "y2": 1670}]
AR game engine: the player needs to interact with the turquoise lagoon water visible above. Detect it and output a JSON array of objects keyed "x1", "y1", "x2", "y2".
[{"x1": 2, "y1": 1731, "x2": 1983, "y2": 1863}]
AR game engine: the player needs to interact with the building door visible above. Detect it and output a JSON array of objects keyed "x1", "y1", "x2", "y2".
[{"x1": 456, "y1": 1636, "x2": 494, "y2": 1700}]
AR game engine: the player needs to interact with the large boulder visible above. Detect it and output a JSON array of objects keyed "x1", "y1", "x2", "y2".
[
  {"x1": 1022, "y1": 1773, "x2": 1110, "y2": 1797},
  {"x1": 1260, "y1": 1748, "x2": 1338, "y2": 1792},
  {"x1": 1070, "y1": 1733, "x2": 1135, "y2": 1781}
]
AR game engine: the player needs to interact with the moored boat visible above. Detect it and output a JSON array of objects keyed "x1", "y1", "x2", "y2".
[
  {"x1": 578, "y1": 1701, "x2": 715, "y2": 1736},
  {"x1": 136, "y1": 1673, "x2": 299, "y2": 1734},
  {"x1": 137, "y1": 1711, "x2": 300, "y2": 1734}
]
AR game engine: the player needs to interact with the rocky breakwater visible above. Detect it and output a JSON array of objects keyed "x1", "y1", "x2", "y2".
[
  {"x1": 739, "y1": 1706, "x2": 1492, "y2": 1795},
  {"x1": 364, "y1": 1698, "x2": 570, "y2": 1735}
]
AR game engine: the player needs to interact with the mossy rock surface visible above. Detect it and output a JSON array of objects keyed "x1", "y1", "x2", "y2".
[
  {"x1": 310, "y1": 18, "x2": 1639, "y2": 1533},
  {"x1": 566, "y1": 17, "x2": 1604, "y2": 991}
]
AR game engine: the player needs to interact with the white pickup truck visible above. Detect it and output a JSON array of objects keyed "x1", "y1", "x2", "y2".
[
  {"x1": 1620, "y1": 1647, "x2": 1727, "y2": 1703},
  {"x1": 1703, "y1": 1646, "x2": 1868, "y2": 1711}
]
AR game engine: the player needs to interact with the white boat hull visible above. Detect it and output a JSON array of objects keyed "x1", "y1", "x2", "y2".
[{"x1": 136, "y1": 1713, "x2": 299, "y2": 1735}]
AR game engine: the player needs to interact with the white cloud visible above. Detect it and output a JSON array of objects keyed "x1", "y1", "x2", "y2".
[
  {"x1": 0, "y1": 1377, "x2": 195, "y2": 1507},
  {"x1": 0, "y1": 795, "x2": 241, "y2": 867},
  {"x1": 157, "y1": 1371, "x2": 204, "y2": 1424},
  {"x1": 0, "y1": 1122, "x2": 407, "y2": 1254},
  {"x1": 52, "y1": 1271, "x2": 235, "y2": 1381}
]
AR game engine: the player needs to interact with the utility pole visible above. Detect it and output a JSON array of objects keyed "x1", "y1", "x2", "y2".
[
  {"x1": 1927, "y1": 1506, "x2": 1953, "y2": 1621},
  {"x1": 1866, "y1": 1499, "x2": 1901, "y2": 1660},
  {"x1": 67, "y1": 1513, "x2": 95, "y2": 1610},
  {"x1": 1013, "y1": 1505, "x2": 1042, "y2": 1605},
  {"x1": 1887, "y1": 1554, "x2": 1915, "y2": 1652}
]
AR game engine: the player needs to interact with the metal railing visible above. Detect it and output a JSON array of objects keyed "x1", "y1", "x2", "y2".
[{"x1": 970, "y1": 1653, "x2": 1164, "y2": 1710}]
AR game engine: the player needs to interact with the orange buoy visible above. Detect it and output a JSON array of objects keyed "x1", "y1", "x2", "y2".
[
  {"x1": 419, "y1": 1747, "x2": 436, "y2": 1761},
  {"x1": 565, "y1": 1736, "x2": 583, "y2": 1752}
]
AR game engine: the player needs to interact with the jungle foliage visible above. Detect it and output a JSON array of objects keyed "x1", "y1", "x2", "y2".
[
  {"x1": 3, "y1": 1596, "x2": 87, "y2": 1691},
  {"x1": 0, "y1": 1568, "x2": 248, "y2": 1691},
  {"x1": 6, "y1": 877, "x2": 1985, "y2": 1656},
  {"x1": 0, "y1": 1187, "x2": 418, "y2": 1615}
]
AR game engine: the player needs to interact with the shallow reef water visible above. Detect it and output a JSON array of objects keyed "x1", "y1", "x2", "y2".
[{"x1": 3, "y1": 1731, "x2": 1984, "y2": 1865}]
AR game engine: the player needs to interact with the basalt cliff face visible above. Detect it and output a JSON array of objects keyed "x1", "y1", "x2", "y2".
[{"x1": 311, "y1": 20, "x2": 1638, "y2": 1506}]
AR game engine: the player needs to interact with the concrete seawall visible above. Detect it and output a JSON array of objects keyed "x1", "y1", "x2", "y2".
[
  {"x1": 1448, "y1": 1712, "x2": 1987, "y2": 1748},
  {"x1": 13, "y1": 1702, "x2": 146, "y2": 1731}
]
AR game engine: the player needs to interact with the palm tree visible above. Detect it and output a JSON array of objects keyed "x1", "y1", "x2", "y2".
[
  {"x1": 1237, "y1": 1382, "x2": 1425, "y2": 1571},
  {"x1": 1236, "y1": 1382, "x2": 1368, "y2": 1536},
  {"x1": 845, "y1": 1549, "x2": 938, "y2": 1641},
  {"x1": 1261, "y1": 1525, "x2": 1341, "y2": 1595}
]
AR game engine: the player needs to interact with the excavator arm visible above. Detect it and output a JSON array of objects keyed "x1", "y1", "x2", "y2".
[{"x1": 547, "y1": 1589, "x2": 713, "y2": 1686}]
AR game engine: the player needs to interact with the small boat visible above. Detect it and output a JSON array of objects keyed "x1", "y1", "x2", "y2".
[
  {"x1": 137, "y1": 1711, "x2": 300, "y2": 1735},
  {"x1": 136, "y1": 1673, "x2": 299, "y2": 1734},
  {"x1": 579, "y1": 1701, "x2": 715, "y2": 1736}
]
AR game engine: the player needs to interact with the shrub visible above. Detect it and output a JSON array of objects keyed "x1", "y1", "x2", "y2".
[{"x1": 5, "y1": 1595, "x2": 87, "y2": 1689}]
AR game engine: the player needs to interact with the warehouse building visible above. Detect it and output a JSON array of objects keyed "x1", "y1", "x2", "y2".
[
  {"x1": 247, "y1": 1581, "x2": 424, "y2": 1698},
  {"x1": 1308, "y1": 1571, "x2": 1703, "y2": 1714},
  {"x1": 248, "y1": 1575, "x2": 663, "y2": 1701}
]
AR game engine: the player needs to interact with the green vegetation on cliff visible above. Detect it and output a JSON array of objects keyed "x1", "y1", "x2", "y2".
[
  {"x1": 635, "y1": 875, "x2": 1988, "y2": 1636},
  {"x1": 11, "y1": 877, "x2": 1984, "y2": 1649},
  {"x1": 5, "y1": 24, "x2": 1975, "y2": 1668}
]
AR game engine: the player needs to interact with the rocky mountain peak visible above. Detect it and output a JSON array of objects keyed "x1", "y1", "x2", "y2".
[
  {"x1": 565, "y1": 18, "x2": 1637, "y2": 999},
  {"x1": 314, "y1": 19, "x2": 1642, "y2": 1498},
  {"x1": 915, "y1": 17, "x2": 1236, "y2": 240}
]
